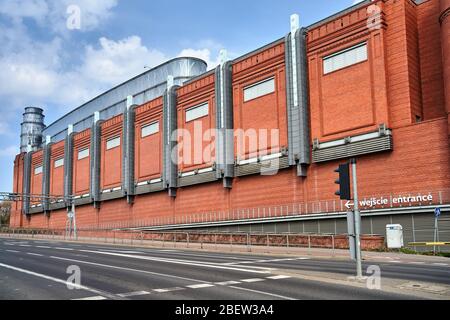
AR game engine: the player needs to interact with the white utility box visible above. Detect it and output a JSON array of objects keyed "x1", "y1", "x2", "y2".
[{"x1": 386, "y1": 224, "x2": 404, "y2": 249}]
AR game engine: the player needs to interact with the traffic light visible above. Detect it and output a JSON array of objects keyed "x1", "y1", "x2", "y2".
[{"x1": 334, "y1": 163, "x2": 351, "y2": 200}]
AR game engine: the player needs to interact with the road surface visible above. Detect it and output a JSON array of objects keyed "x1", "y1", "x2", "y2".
[{"x1": 0, "y1": 238, "x2": 448, "y2": 300}]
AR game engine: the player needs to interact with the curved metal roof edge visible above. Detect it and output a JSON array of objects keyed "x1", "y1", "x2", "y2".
[
  {"x1": 44, "y1": 56, "x2": 207, "y2": 131},
  {"x1": 48, "y1": 75, "x2": 189, "y2": 139}
]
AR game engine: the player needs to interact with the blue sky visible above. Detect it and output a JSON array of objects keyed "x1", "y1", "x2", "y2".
[{"x1": 0, "y1": 0, "x2": 361, "y2": 192}]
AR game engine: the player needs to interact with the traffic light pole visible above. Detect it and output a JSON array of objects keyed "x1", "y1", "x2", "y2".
[{"x1": 351, "y1": 158, "x2": 363, "y2": 279}]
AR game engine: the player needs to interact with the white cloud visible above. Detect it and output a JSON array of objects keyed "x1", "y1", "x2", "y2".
[
  {"x1": 178, "y1": 48, "x2": 220, "y2": 70},
  {"x1": 352, "y1": 0, "x2": 365, "y2": 4},
  {"x1": 0, "y1": 30, "x2": 224, "y2": 116},
  {"x1": 0, "y1": 0, "x2": 226, "y2": 132},
  {"x1": 0, "y1": 0, "x2": 49, "y2": 22},
  {"x1": 177, "y1": 38, "x2": 235, "y2": 70},
  {"x1": 47, "y1": 0, "x2": 119, "y2": 33},
  {"x1": 81, "y1": 36, "x2": 167, "y2": 86}
]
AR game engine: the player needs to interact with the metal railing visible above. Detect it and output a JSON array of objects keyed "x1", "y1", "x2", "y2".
[
  {"x1": 0, "y1": 227, "x2": 384, "y2": 252},
  {"x1": 65, "y1": 189, "x2": 450, "y2": 231}
]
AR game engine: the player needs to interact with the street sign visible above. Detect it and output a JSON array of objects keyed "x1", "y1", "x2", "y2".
[
  {"x1": 435, "y1": 207, "x2": 441, "y2": 218},
  {"x1": 345, "y1": 201, "x2": 354, "y2": 210}
]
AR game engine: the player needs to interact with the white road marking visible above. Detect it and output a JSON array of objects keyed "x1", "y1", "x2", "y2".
[
  {"x1": 118, "y1": 291, "x2": 150, "y2": 298},
  {"x1": 229, "y1": 286, "x2": 296, "y2": 301},
  {"x1": 74, "y1": 296, "x2": 107, "y2": 301},
  {"x1": 155, "y1": 251, "x2": 262, "y2": 261},
  {"x1": 0, "y1": 262, "x2": 120, "y2": 300},
  {"x1": 50, "y1": 256, "x2": 212, "y2": 284},
  {"x1": 55, "y1": 247, "x2": 74, "y2": 251},
  {"x1": 19, "y1": 245, "x2": 31, "y2": 247},
  {"x1": 6, "y1": 250, "x2": 19, "y2": 253},
  {"x1": 100, "y1": 249, "x2": 144, "y2": 254},
  {"x1": 78, "y1": 250, "x2": 271, "y2": 274},
  {"x1": 390, "y1": 261, "x2": 402, "y2": 263},
  {"x1": 27, "y1": 253, "x2": 43, "y2": 257},
  {"x1": 267, "y1": 275, "x2": 292, "y2": 280},
  {"x1": 409, "y1": 262, "x2": 426, "y2": 265},
  {"x1": 215, "y1": 281, "x2": 242, "y2": 286},
  {"x1": 153, "y1": 287, "x2": 184, "y2": 293},
  {"x1": 186, "y1": 283, "x2": 215, "y2": 289},
  {"x1": 241, "y1": 278, "x2": 265, "y2": 283},
  {"x1": 36, "y1": 246, "x2": 51, "y2": 249},
  {"x1": 432, "y1": 263, "x2": 448, "y2": 266},
  {"x1": 225, "y1": 257, "x2": 310, "y2": 265}
]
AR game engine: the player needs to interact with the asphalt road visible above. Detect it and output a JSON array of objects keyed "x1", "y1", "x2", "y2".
[{"x1": 0, "y1": 238, "x2": 448, "y2": 300}]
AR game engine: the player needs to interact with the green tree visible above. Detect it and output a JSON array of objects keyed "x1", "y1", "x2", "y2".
[{"x1": 0, "y1": 201, "x2": 11, "y2": 227}]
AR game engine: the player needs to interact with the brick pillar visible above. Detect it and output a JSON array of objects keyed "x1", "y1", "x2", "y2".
[{"x1": 441, "y1": 0, "x2": 450, "y2": 135}]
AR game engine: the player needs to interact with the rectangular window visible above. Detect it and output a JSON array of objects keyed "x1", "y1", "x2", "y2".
[
  {"x1": 323, "y1": 42, "x2": 367, "y2": 74},
  {"x1": 34, "y1": 166, "x2": 43, "y2": 175},
  {"x1": 54, "y1": 158, "x2": 64, "y2": 168},
  {"x1": 141, "y1": 122, "x2": 159, "y2": 138},
  {"x1": 106, "y1": 136, "x2": 121, "y2": 150},
  {"x1": 186, "y1": 103, "x2": 209, "y2": 122},
  {"x1": 78, "y1": 148, "x2": 89, "y2": 160},
  {"x1": 243, "y1": 78, "x2": 275, "y2": 102}
]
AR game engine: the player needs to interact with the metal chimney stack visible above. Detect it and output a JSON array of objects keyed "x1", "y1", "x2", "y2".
[{"x1": 20, "y1": 107, "x2": 45, "y2": 153}]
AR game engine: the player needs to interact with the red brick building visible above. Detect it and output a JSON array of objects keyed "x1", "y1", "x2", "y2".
[{"x1": 9, "y1": 0, "x2": 450, "y2": 242}]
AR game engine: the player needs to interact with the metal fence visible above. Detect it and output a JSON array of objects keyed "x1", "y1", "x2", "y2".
[
  {"x1": 65, "y1": 189, "x2": 449, "y2": 231},
  {"x1": 0, "y1": 227, "x2": 384, "y2": 252}
]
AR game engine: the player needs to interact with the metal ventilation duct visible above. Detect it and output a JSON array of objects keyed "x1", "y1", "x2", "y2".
[
  {"x1": 20, "y1": 107, "x2": 45, "y2": 153},
  {"x1": 43, "y1": 57, "x2": 207, "y2": 143}
]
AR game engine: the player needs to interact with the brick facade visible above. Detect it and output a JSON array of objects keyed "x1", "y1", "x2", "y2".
[{"x1": 11, "y1": 0, "x2": 450, "y2": 230}]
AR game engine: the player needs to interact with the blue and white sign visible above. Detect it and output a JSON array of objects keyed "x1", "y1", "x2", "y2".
[{"x1": 435, "y1": 207, "x2": 441, "y2": 218}]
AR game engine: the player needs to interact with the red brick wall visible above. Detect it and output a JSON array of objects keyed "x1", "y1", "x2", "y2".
[
  {"x1": 135, "y1": 98, "x2": 163, "y2": 182},
  {"x1": 10, "y1": 154, "x2": 24, "y2": 228},
  {"x1": 11, "y1": 0, "x2": 449, "y2": 230},
  {"x1": 30, "y1": 151, "x2": 43, "y2": 206},
  {"x1": 73, "y1": 129, "x2": 91, "y2": 195},
  {"x1": 50, "y1": 141, "x2": 65, "y2": 197},
  {"x1": 13, "y1": 119, "x2": 450, "y2": 229},
  {"x1": 177, "y1": 73, "x2": 216, "y2": 171},
  {"x1": 440, "y1": 0, "x2": 450, "y2": 135},
  {"x1": 101, "y1": 116, "x2": 123, "y2": 189},
  {"x1": 405, "y1": 0, "x2": 424, "y2": 121},
  {"x1": 308, "y1": 0, "x2": 390, "y2": 142},
  {"x1": 417, "y1": 0, "x2": 446, "y2": 120},
  {"x1": 233, "y1": 41, "x2": 287, "y2": 158}
]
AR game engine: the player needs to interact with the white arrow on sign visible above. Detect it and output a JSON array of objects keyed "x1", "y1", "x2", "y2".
[{"x1": 345, "y1": 201, "x2": 354, "y2": 210}]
